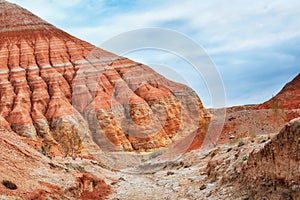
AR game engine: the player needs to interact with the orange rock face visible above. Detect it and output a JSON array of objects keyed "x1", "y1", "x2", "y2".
[
  {"x1": 258, "y1": 73, "x2": 300, "y2": 110},
  {"x1": 0, "y1": 1, "x2": 210, "y2": 152}
]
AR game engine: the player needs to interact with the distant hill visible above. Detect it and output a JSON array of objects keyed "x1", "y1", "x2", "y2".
[{"x1": 258, "y1": 73, "x2": 300, "y2": 110}]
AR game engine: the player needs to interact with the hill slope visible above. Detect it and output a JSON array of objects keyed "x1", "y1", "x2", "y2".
[
  {"x1": 0, "y1": 1, "x2": 209, "y2": 154},
  {"x1": 258, "y1": 73, "x2": 300, "y2": 110}
]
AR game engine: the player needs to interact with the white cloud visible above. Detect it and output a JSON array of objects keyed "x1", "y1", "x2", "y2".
[
  {"x1": 9, "y1": 0, "x2": 300, "y2": 53},
  {"x1": 7, "y1": 0, "x2": 103, "y2": 26},
  {"x1": 48, "y1": 0, "x2": 300, "y2": 69},
  {"x1": 5, "y1": 0, "x2": 300, "y2": 107}
]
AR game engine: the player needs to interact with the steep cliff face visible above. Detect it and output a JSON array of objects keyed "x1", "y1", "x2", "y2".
[
  {"x1": 240, "y1": 118, "x2": 300, "y2": 199},
  {"x1": 0, "y1": 1, "x2": 209, "y2": 152},
  {"x1": 258, "y1": 73, "x2": 300, "y2": 110}
]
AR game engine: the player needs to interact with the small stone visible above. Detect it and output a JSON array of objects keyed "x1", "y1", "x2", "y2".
[
  {"x1": 167, "y1": 171, "x2": 175, "y2": 176},
  {"x1": 291, "y1": 184, "x2": 298, "y2": 191},
  {"x1": 228, "y1": 116, "x2": 236, "y2": 121},
  {"x1": 207, "y1": 183, "x2": 215, "y2": 188},
  {"x1": 261, "y1": 139, "x2": 267, "y2": 143},
  {"x1": 199, "y1": 184, "x2": 207, "y2": 190},
  {"x1": 238, "y1": 141, "x2": 245, "y2": 147},
  {"x1": 229, "y1": 135, "x2": 235, "y2": 139},
  {"x1": 206, "y1": 191, "x2": 212, "y2": 197}
]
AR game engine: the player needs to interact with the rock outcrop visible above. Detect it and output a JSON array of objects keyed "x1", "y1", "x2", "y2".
[
  {"x1": 0, "y1": 128, "x2": 111, "y2": 199},
  {"x1": 240, "y1": 118, "x2": 300, "y2": 199},
  {"x1": 0, "y1": 1, "x2": 210, "y2": 152},
  {"x1": 258, "y1": 73, "x2": 300, "y2": 110}
]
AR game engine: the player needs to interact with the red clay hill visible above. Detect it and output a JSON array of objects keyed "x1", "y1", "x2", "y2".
[
  {"x1": 0, "y1": 0, "x2": 210, "y2": 153},
  {"x1": 0, "y1": 1, "x2": 210, "y2": 198},
  {"x1": 216, "y1": 73, "x2": 300, "y2": 144},
  {"x1": 258, "y1": 73, "x2": 300, "y2": 110}
]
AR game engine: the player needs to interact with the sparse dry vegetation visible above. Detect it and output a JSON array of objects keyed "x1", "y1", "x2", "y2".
[
  {"x1": 41, "y1": 143, "x2": 54, "y2": 159},
  {"x1": 270, "y1": 98, "x2": 286, "y2": 126},
  {"x1": 229, "y1": 137, "x2": 240, "y2": 144},
  {"x1": 249, "y1": 129, "x2": 256, "y2": 139},
  {"x1": 52, "y1": 124, "x2": 83, "y2": 159}
]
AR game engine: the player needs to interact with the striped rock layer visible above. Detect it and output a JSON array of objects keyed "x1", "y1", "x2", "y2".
[{"x1": 0, "y1": 1, "x2": 210, "y2": 152}]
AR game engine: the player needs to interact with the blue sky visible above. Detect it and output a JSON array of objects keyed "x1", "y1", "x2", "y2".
[{"x1": 8, "y1": 0, "x2": 300, "y2": 107}]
